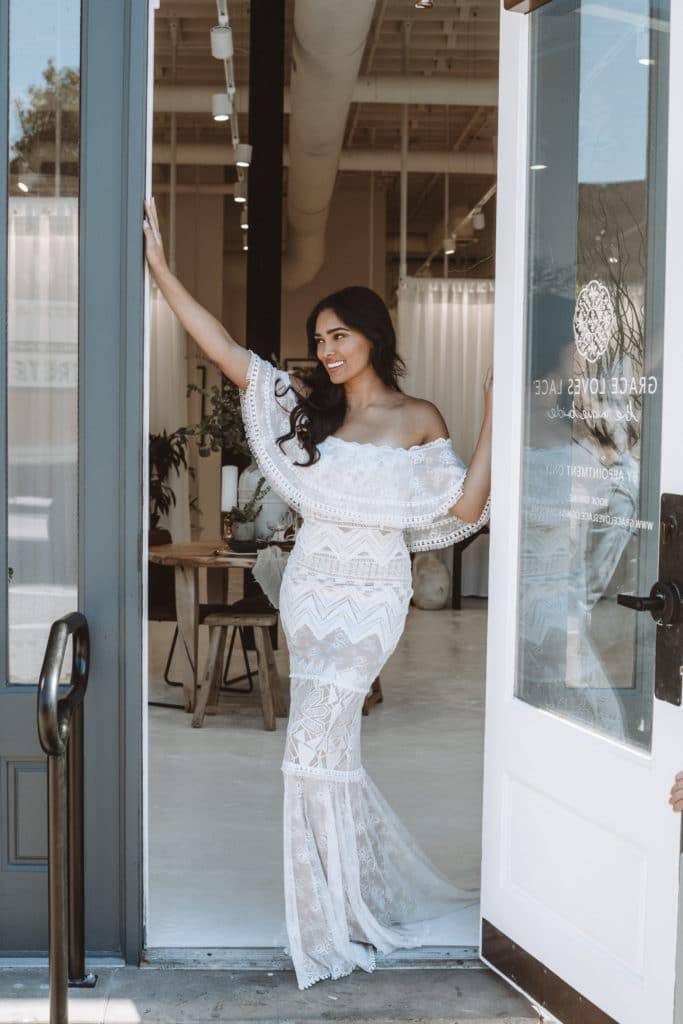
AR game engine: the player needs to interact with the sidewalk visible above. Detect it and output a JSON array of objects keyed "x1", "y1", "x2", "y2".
[{"x1": 0, "y1": 965, "x2": 540, "y2": 1023}]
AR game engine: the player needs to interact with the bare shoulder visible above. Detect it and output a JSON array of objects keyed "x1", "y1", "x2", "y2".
[{"x1": 402, "y1": 395, "x2": 450, "y2": 443}]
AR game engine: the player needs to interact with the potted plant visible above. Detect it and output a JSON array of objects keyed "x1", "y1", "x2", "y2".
[
  {"x1": 230, "y1": 476, "x2": 270, "y2": 542},
  {"x1": 148, "y1": 429, "x2": 194, "y2": 538},
  {"x1": 185, "y1": 377, "x2": 251, "y2": 465}
]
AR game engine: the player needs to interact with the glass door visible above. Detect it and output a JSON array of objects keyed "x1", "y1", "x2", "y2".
[
  {"x1": 481, "y1": 2, "x2": 683, "y2": 1021},
  {"x1": 0, "y1": 0, "x2": 148, "y2": 958},
  {"x1": 0, "y1": 0, "x2": 82, "y2": 952}
]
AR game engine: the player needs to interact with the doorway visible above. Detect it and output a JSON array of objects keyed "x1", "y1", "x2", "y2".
[{"x1": 143, "y1": 0, "x2": 494, "y2": 962}]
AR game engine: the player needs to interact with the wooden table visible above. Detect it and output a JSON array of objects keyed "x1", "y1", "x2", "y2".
[
  {"x1": 150, "y1": 538, "x2": 384, "y2": 721},
  {"x1": 149, "y1": 541, "x2": 264, "y2": 713}
]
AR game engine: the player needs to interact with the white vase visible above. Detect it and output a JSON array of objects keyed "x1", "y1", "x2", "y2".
[
  {"x1": 411, "y1": 552, "x2": 450, "y2": 610},
  {"x1": 237, "y1": 458, "x2": 261, "y2": 506},
  {"x1": 232, "y1": 519, "x2": 255, "y2": 542},
  {"x1": 254, "y1": 491, "x2": 291, "y2": 541},
  {"x1": 238, "y1": 459, "x2": 290, "y2": 541}
]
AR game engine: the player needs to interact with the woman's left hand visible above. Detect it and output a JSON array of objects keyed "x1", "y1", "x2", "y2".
[{"x1": 669, "y1": 771, "x2": 683, "y2": 812}]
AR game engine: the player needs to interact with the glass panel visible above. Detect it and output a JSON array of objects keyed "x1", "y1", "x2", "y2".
[
  {"x1": 6, "y1": 1, "x2": 80, "y2": 683},
  {"x1": 516, "y1": 0, "x2": 670, "y2": 750}
]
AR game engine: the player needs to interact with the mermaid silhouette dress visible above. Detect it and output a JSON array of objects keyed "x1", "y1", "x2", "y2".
[{"x1": 239, "y1": 350, "x2": 491, "y2": 989}]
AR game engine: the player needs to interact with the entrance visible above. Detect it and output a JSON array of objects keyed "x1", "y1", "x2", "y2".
[
  {"x1": 143, "y1": 0, "x2": 490, "y2": 960},
  {"x1": 3, "y1": 1, "x2": 683, "y2": 1021}
]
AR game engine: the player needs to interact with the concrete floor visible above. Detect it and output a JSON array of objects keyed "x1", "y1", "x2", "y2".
[
  {"x1": 0, "y1": 965, "x2": 540, "y2": 1023},
  {"x1": 147, "y1": 596, "x2": 488, "y2": 949}
]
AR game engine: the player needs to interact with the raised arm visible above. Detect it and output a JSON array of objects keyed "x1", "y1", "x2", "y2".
[{"x1": 143, "y1": 196, "x2": 251, "y2": 390}]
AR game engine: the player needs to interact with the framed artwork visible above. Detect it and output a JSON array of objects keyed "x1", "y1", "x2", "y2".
[{"x1": 284, "y1": 357, "x2": 317, "y2": 372}]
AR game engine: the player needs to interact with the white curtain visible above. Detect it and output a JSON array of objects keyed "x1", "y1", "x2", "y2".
[
  {"x1": 397, "y1": 276, "x2": 494, "y2": 597},
  {"x1": 6, "y1": 196, "x2": 79, "y2": 682},
  {"x1": 149, "y1": 284, "x2": 191, "y2": 542}
]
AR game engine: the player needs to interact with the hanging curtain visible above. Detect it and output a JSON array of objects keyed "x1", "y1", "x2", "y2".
[
  {"x1": 149, "y1": 285, "x2": 191, "y2": 542},
  {"x1": 6, "y1": 196, "x2": 79, "y2": 682},
  {"x1": 397, "y1": 276, "x2": 494, "y2": 597}
]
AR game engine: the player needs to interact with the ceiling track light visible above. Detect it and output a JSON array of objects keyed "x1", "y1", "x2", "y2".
[
  {"x1": 210, "y1": 24, "x2": 233, "y2": 60},
  {"x1": 233, "y1": 179, "x2": 247, "y2": 204},
  {"x1": 211, "y1": 92, "x2": 232, "y2": 122},
  {"x1": 240, "y1": 207, "x2": 249, "y2": 230},
  {"x1": 473, "y1": 209, "x2": 485, "y2": 231},
  {"x1": 235, "y1": 143, "x2": 252, "y2": 168},
  {"x1": 443, "y1": 236, "x2": 456, "y2": 256},
  {"x1": 415, "y1": 0, "x2": 434, "y2": 8}
]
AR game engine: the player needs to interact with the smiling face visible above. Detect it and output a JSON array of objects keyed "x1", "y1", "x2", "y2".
[{"x1": 313, "y1": 308, "x2": 374, "y2": 383}]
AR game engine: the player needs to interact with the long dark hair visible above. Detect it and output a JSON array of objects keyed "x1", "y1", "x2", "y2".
[{"x1": 274, "y1": 285, "x2": 407, "y2": 466}]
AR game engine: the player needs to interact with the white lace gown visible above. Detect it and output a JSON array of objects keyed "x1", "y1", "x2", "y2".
[{"x1": 239, "y1": 350, "x2": 491, "y2": 990}]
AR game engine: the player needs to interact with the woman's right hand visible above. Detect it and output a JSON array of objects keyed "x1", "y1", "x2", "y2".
[{"x1": 143, "y1": 196, "x2": 168, "y2": 279}]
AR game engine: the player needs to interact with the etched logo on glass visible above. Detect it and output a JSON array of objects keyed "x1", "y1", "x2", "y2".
[{"x1": 573, "y1": 279, "x2": 615, "y2": 363}]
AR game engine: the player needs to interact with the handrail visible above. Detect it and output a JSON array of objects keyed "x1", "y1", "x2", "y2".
[
  {"x1": 36, "y1": 612, "x2": 97, "y2": 1024},
  {"x1": 37, "y1": 612, "x2": 90, "y2": 757}
]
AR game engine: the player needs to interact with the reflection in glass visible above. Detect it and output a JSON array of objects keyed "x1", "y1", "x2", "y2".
[
  {"x1": 516, "y1": 0, "x2": 670, "y2": 749},
  {"x1": 6, "y1": 1, "x2": 80, "y2": 682}
]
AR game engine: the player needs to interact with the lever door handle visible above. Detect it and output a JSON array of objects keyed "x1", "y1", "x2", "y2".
[
  {"x1": 617, "y1": 581, "x2": 682, "y2": 626},
  {"x1": 617, "y1": 592, "x2": 664, "y2": 612}
]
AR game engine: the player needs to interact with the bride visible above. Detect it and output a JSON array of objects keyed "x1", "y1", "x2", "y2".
[{"x1": 143, "y1": 197, "x2": 493, "y2": 989}]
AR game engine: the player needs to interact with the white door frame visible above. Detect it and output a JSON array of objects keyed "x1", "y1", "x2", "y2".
[{"x1": 480, "y1": 3, "x2": 683, "y2": 1022}]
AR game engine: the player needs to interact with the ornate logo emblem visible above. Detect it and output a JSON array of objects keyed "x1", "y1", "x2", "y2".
[{"x1": 573, "y1": 279, "x2": 615, "y2": 363}]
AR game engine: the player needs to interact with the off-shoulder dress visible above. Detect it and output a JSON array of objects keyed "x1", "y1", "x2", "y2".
[{"x1": 239, "y1": 349, "x2": 491, "y2": 990}]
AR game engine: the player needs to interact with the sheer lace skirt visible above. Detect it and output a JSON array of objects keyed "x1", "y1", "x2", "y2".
[{"x1": 278, "y1": 518, "x2": 477, "y2": 990}]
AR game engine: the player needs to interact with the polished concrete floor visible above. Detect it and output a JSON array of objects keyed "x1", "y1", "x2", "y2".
[{"x1": 147, "y1": 595, "x2": 488, "y2": 950}]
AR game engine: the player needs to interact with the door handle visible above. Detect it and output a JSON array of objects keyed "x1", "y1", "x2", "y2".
[{"x1": 617, "y1": 581, "x2": 682, "y2": 627}]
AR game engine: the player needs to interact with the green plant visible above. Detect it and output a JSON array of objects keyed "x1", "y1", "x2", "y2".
[
  {"x1": 230, "y1": 476, "x2": 270, "y2": 523},
  {"x1": 149, "y1": 429, "x2": 194, "y2": 530},
  {"x1": 185, "y1": 378, "x2": 251, "y2": 460}
]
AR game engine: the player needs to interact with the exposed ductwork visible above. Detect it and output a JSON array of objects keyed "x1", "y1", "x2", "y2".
[
  {"x1": 151, "y1": 143, "x2": 496, "y2": 176},
  {"x1": 153, "y1": 76, "x2": 499, "y2": 114},
  {"x1": 282, "y1": 0, "x2": 377, "y2": 290}
]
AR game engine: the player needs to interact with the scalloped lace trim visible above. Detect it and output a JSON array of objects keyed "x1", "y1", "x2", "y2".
[
  {"x1": 405, "y1": 489, "x2": 491, "y2": 552},
  {"x1": 239, "y1": 348, "x2": 490, "y2": 535}
]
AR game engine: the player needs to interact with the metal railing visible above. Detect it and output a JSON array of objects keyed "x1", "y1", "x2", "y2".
[{"x1": 37, "y1": 612, "x2": 97, "y2": 1024}]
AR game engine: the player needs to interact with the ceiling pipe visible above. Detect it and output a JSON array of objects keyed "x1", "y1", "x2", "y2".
[
  {"x1": 352, "y1": 75, "x2": 498, "y2": 106},
  {"x1": 283, "y1": 0, "x2": 376, "y2": 289},
  {"x1": 151, "y1": 142, "x2": 496, "y2": 175},
  {"x1": 153, "y1": 76, "x2": 498, "y2": 113}
]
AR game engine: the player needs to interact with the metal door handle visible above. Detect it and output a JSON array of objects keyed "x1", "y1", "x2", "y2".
[{"x1": 617, "y1": 581, "x2": 682, "y2": 626}]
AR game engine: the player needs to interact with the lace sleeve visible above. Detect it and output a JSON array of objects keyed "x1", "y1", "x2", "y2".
[
  {"x1": 238, "y1": 349, "x2": 309, "y2": 508},
  {"x1": 403, "y1": 438, "x2": 491, "y2": 552}
]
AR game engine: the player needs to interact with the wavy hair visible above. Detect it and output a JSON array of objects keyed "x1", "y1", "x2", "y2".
[{"x1": 273, "y1": 286, "x2": 407, "y2": 467}]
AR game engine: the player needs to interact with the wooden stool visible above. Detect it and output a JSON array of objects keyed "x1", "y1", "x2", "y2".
[{"x1": 192, "y1": 609, "x2": 287, "y2": 730}]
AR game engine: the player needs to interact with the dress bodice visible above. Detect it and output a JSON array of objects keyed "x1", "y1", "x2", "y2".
[{"x1": 239, "y1": 349, "x2": 491, "y2": 552}]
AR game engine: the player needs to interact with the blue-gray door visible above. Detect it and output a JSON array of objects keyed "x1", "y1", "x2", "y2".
[{"x1": 0, "y1": 0, "x2": 147, "y2": 960}]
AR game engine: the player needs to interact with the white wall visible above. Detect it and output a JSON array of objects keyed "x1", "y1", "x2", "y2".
[{"x1": 173, "y1": 189, "x2": 224, "y2": 542}]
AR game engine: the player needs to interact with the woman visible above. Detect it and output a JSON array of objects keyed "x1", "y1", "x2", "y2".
[{"x1": 143, "y1": 197, "x2": 493, "y2": 989}]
